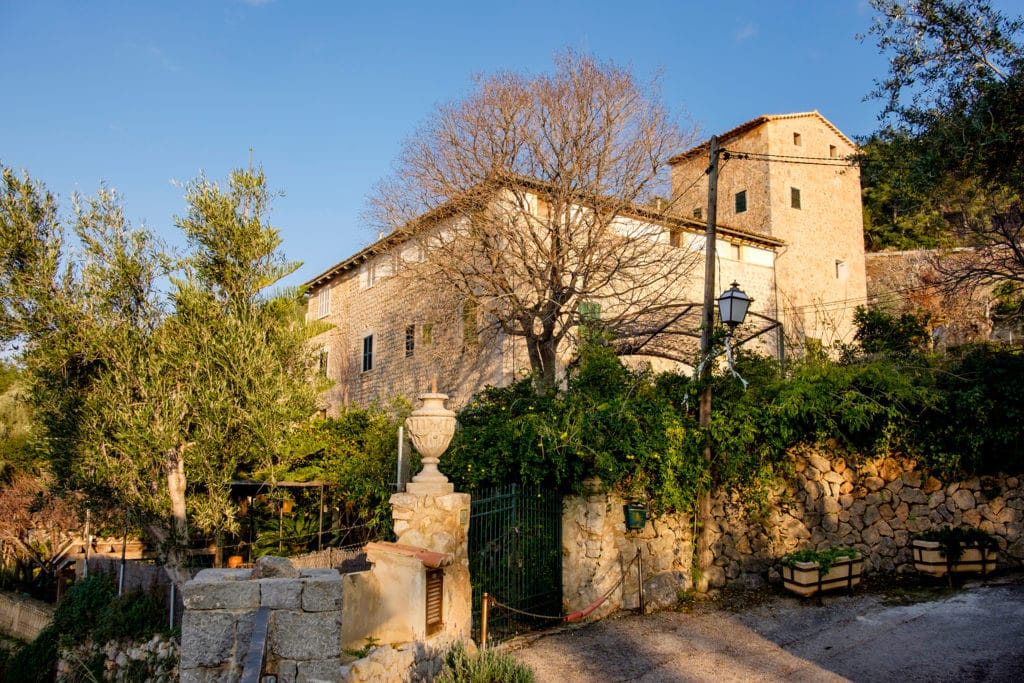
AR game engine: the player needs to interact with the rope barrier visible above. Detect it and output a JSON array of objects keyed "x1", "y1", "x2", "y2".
[{"x1": 481, "y1": 548, "x2": 642, "y2": 638}]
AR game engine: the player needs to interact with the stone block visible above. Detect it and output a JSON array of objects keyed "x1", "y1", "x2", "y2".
[
  {"x1": 301, "y1": 574, "x2": 343, "y2": 612},
  {"x1": 901, "y1": 470, "x2": 923, "y2": 488},
  {"x1": 254, "y1": 556, "x2": 300, "y2": 579},
  {"x1": 808, "y1": 453, "x2": 831, "y2": 473},
  {"x1": 900, "y1": 488, "x2": 926, "y2": 505},
  {"x1": 951, "y1": 489, "x2": 976, "y2": 511},
  {"x1": 297, "y1": 658, "x2": 344, "y2": 682},
  {"x1": 180, "y1": 668, "x2": 234, "y2": 683},
  {"x1": 180, "y1": 611, "x2": 238, "y2": 669},
  {"x1": 184, "y1": 579, "x2": 261, "y2": 611},
  {"x1": 273, "y1": 610, "x2": 342, "y2": 661},
  {"x1": 260, "y1": 579, "x2": 302, "y2": 610},
  {"x1": 864, "y1": 477, "x2": 885, "y2": 492}
]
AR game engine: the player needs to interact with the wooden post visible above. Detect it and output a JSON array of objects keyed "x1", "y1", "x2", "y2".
[
  {"x1": 481, "y1": 592, "x2": 490, "y2": 649},
  {"x1": 637, "y1": 548, "x2": 645, "y2": 615},
  {"x1": 695, "y1": 136, "x2": 720, "y2": 594}
]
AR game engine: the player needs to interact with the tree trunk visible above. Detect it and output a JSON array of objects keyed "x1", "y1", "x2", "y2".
[
  {"x1": 526, "y1": 336, "x2": 559, "y2": 389},
  {"x1": 156, "y1": 445, "x2": 192, "y2": 591}
]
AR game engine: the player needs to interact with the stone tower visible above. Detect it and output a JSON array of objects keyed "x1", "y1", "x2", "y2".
[{"x1": 670, "y1": 111, "x2": 867, "y2": 351}]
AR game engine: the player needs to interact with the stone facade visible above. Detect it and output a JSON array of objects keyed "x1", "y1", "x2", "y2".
[
  {"x1": 563, "y1": 448, "x2": 1024, "y2": 614},
  {"x1": 670, "y1": 112, "x2": 867, "y2": 351},
  {"x1": 304, "y1": 191, "x2": 782, "y2": 412}
]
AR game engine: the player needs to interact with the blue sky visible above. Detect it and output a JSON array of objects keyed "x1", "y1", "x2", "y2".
[{"x1": 0, "y1": 1, "x2": 934, "y2": 289}]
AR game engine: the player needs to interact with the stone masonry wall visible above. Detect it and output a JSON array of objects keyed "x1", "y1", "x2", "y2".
[
  {"x1": 180, "y1": 566, "x2": 344, "y2": 683},
  {"x1": 563, "y1": 448, "x2": 1024, "y2": 615}
]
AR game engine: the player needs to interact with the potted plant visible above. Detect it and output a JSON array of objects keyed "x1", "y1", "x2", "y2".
[
  {"x1": 781, "y1": 546, "x2": 863, "y2": 597},
  {"x1": 911, "y1": 526, "x2": 998, "y2": 579}
]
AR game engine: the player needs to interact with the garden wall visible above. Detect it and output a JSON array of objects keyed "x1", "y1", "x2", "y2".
[
  {"x1": 0, "y1": 590, "x2": 53, "y2": 642},
  {"x1": 563, "y1": 448, "x2": 1024, "y2": 616}
]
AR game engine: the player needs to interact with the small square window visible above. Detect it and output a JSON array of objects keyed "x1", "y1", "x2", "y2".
[
  {"x1": 836, "y1": 260, "x2": 848, "y2": 281},
  {"x1": 317, "y1": 348, "x2": 328, "y2": 376},
  {"x1": 829, "y1": 145, "x2": 838, "y2": 158},
  {"x1": 729, "y1": 243, "x2": 741, "y2": 261},
  {"x1": 791, "y1": 187, "x2": 801, "y2": 209},
  {"x1": 735, "y1": 190, "x2": 747, "y2": 214},
  {"x1": 405, "y1": 324, "x2": 415, "y2": 357},
  {"x1": 793, "y1": 132, "x2": 802, "y2": 146},
  {"x1": 422, "y1": 323, "x2": 433, "y2": 346},
  {"x1": 362, "y1": 335, "x2": 374, "y2": 372},
  {"x1": 693, "y1": 207, "x2": 702, "y2": 220}
]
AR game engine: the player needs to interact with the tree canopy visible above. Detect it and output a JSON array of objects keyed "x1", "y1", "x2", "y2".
[
  {"x1": 369, "y1": 52, "x2": 701, "y2": 388},
  {"x1": 0, "y1": 163, "x2": 317, "y2": 587}
]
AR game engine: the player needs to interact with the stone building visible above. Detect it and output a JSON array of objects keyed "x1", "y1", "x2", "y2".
[
  {"x1": 670, "y1": 111, "x2": 867, "y2": 350},
  {"x1": 305, "y1": 111, "x2": 868, "y2": 411}
]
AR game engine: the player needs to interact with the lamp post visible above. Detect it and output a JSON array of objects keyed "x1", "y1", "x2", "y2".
[{"x1": 695, "y1": 280, "x2": 751, "y2": 592}]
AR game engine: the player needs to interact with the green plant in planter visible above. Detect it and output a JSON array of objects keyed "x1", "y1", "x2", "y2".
[
  {"x1": 916, "y1": 526, "x2": 998, "y2": 563},
  {"x1": 782, "y1": 546, "x2": 859, "y2": 576}
]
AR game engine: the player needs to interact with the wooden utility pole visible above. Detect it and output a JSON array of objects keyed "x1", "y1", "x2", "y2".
[{"x1": 695, "y1": 135, "x2": 720, "y2": 593}]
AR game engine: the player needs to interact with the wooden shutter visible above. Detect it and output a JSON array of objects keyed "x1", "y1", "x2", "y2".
[{"x1": 425, "y1": 568, "x2": 444, "y2": 636}]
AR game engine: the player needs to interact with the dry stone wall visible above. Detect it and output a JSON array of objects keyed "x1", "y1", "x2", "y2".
[{"x1": 563, "y1": 448, "x2": 1024, "y2": 614}]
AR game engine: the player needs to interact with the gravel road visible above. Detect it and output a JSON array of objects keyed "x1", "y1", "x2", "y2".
[{"x1": 508, "y1": 574, "x2": 1024, "y2": 682}]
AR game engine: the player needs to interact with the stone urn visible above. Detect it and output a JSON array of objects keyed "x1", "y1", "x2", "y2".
[{"x1": 404, "y1": 392, "x2": 457, "y2": 495}]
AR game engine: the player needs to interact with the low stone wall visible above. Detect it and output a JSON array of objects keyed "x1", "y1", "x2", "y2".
[
  {"x1": 563, "y1": 449, "x2": 1024, "y2": 614},
  {"x1": 57, "y1": 633, "x2": 179, "y2": 682},
  {"x1": 0, "y1": 590, "x2": 53, "y2": 642},
  {"x1": 180, "y1": 564, "x2": 344, "y2": 682}
]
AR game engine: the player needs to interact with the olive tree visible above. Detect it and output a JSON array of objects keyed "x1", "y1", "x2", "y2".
[{"x1": 0, "y1": 164, "x2": 316, "y2": 588}]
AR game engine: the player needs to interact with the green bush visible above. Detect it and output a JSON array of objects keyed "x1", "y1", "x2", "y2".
[{"x1": 436, "y1": 641, "x2": 534, "y2": 683}]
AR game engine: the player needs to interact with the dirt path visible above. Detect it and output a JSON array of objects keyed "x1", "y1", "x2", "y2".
[{"x1": 507, "y1": 575, "x2": 1024, "y2": 682}]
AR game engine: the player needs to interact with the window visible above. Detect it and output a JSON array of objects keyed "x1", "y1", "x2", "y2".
[
  {"x1": 835, "y1": 259, "x2": 848, "y2": 281},
  {"x1": 829, "y1": 144, "x2": 838, "y2": 158},
  {"x1": 405, "y1": 324, "x2": 415, "y2": 357},
  {"x1": 362, "y1": 335, "x2": 374, "y2": 372},
  {"x1": 316, "y1": 284, "x2": 330, "y2": 318},
  {"x1": 422, "y1": 323, "x2": 433, "y2": 346},
  {"x1": 793, "y1": 132, "x2": 802, "y2": 146},
  {"x1": 729, "y1": 243, "x2": 741, "y2": 260},
  {"x1": 462, "y1": 301, "x2": 478, "y2": 346},
  {"x1": 735, "y1": 190, "x2": 747, "y2": 214},
  {"x1": 693, "y1": 207, "x2": 702, "y2": 220},
  {"x1": 359, "y1": 262, "x2": 376, "y2": 289},
  {"x1": 317, "y1": 347, "x2": 328, "y2": 376},
  {"x1": 791, "y1": 187, "x2": 801, "y2": 209},
  {"x1": 579, "y1": 301, "x2": 601, "y2": 322}
]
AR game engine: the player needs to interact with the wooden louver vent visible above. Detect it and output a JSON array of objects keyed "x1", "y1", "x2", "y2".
[{"x1": 425, "y1": 568, "x2": 444, "y2": 636}]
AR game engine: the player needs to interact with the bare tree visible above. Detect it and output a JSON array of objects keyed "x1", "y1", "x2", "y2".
[{"x1": 368, "y1": 53, "x2": 701, "y2": 388}]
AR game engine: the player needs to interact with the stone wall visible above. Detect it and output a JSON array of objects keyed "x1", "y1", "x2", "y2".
[
  {"x1": 0, "y1": 590, "x2": 53, "y2": 642},
  {"x1": 180, "y1": 564, "x2": 344, "y2": 682},
  {"x1": 57, "y1": 633, "x2": 179, "y2": 682},
  {"x1": 563, "y1": 449, "x2": 1024, "y2": 614}
]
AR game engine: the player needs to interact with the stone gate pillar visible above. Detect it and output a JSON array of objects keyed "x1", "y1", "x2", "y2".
[{"x1": 390, "y1": 391, "x2": 471, "y2": 641}]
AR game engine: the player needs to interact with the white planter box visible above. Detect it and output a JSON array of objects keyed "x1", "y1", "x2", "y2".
[
  {"x1": 782, "y1": 553, "x2": 862, "y2": 597},
  {"x1": 911, "y1": 539, "x2": 997, "y2": 576}
]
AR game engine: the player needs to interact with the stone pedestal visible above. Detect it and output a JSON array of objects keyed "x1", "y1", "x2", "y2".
[{"x1": 389, "y1": 491, "x2": 472, "y2": 642}]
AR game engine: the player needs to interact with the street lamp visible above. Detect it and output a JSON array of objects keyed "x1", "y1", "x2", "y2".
[{"x1": 717, "y1": 282, "x2": 751, "y2": 332}]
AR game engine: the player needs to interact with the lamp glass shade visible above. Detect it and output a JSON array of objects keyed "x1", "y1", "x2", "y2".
[{"x1": 718, "y1": 282, "x2": 752, "y2": 328}]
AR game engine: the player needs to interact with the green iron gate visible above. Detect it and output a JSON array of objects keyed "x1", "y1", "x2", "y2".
[{"x1": 468, "y1": 484, "x2": 562, "y2": 642}]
